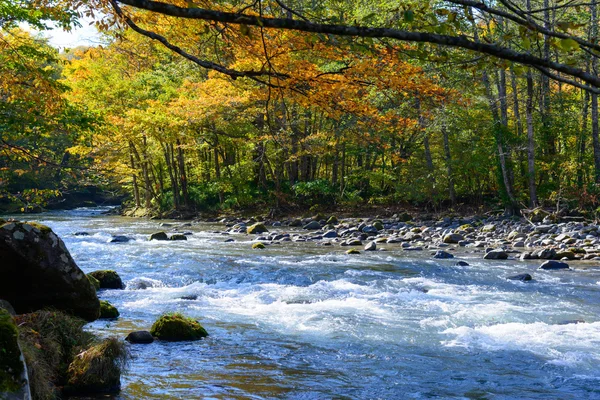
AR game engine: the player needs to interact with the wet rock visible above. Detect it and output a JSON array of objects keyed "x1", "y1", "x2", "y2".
[
  {"x1": 455, "y1": 261, "x2": 470, "y2": 266},
  {"x1": 372, "y1": 220, "x2": 384, "y2": 231},
  {"x1": 554, "y1": 251, "x2": 575, "y2": 260},
  {"x1": 346, "y1": 249, "x2": 361, "y2": 255},
  {"x1": 0, "y1": 221, "x2": 100, "y2": 321},
  {"x1": 507, "y1": 273, "x2": 533, "y2": 282},
  {"x1": 247, "y1": 223, "x2": 268, "y2": 235},
  {"x1": 89, "y1": 270, "x2": 125, "y2": 290},
  {"x1": 364, "y1": 241, "x2": 377, "y2": 251},
  {"x1": 224, "y1": 238, "x2": 235, "y2": 243},
  {"x1": 323, "y1": 230, "x2": 338, "y2": 238},
  {"x1": 433, "y1": 250, "x2": 454, "y2": 259},
  {"x1": 362, "y1": 225, "x2": 378, "y2": 234},
  {"x1": 125, "y1": 331, "x2": 154, "y2": 344},
  {"x1": 180, "y1": 295, "x2": 198, "y2": 300},
  {"x1": 252, "y1": 242, "x2": 266, "y2": 249},
  {"x1": 303, "y1": 221, "x2": 321, "y2": 230},
  {"x1": 109, "y1": 235, "x2": 132, "y2": 243},
  {"x1": 483, "y1": 249, "x2": 509, "y2": 260},
  {"x1": 170, "y1": 234, "x2": 187, "y2": 241},
  {"x1": 536, "y1": 248, "x2": 557, "y2": 260},
  {"x1": 343, "y1": 239, "x2": 363, "y2": 246},
  {"x1": 150, "y1": 313, "x2": 208, "y2": 341},
  {"x1": 326, "y1": 216, "x2": 338, "y2": 225},
  {"x1": 149, "y1": 231, "x2": 168, "y2": 241},
  {"x1": 74, "y1": 232, "x2": 90, "y2": 236},
  {"x1": 539, "y1": 260, "x2": 570, "y2": 270}
]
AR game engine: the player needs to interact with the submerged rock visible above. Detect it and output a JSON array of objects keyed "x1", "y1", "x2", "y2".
[
  {"x1": 346, "y1": 249, "x2": 361, "y2": 255},
  {"x1": 433, "y1": 250, "x2": 454, "y2": 259},
  {"x1": 483, "y1": 249, "x2": 509, "y2": 260},
  {"x1": 0, "y1": 221, "x2": 99, "y2": 321},
  {"x1": 507, "y1": 273, "x2": 533, "y2": 282},
  {"x1": 455, "y1": 261, "x2": 470, "y2": 266},
  {"x1": 169, "y1": 234, "x2": 187, "y2": 241},
  {"x1": 150, "y1": 313, "x2": 208, "y2": 341},
  {"x1": 88, "y1": 270, "x2": 125, "y2": 290},
  {"x1": 109, "y1": 235, "x2": 132, "y2": 243},
  {"x1": 125, "y1": 331, "x2": 154, "y2": 344},
  {"x1": 252, "y1": 242, "x2": 266, "y2": 249}
]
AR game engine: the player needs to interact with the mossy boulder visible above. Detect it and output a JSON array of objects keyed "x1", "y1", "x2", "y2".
[
  {"x1": 372, "y1": 220, "x2": 384, "y2": 231},
  {"x1": 149, "y1": 231, "x2": 168, "y2": 241},
  {"x1": 88, "y1": 270, "x2": 125, "y2": 290},
  {"x1": 150, "y1": 313, "x2": 208, "y2": 341},
  {"x1": 252, "y1": 242, "x2": 266, "y2": 249},
  {"x1": 0, "y1": 309, "x2": 27, "y2": 396},
  {"x1": 326, "y1": 216, "x2": 338, "y2": 225},
  {"x1": 0, "y1": 221, "x2": 100, "y2": 321},
  {"x1": 247, "y1": 223, "x2": 268, "y2": 235},
  {"x1": 170, "y1": 234, "x2": 187, "y2": 241},
  {"x1": 99, "y1": 301, "x2": 119, "y2": 319},
  {"x1": 346, "y1": 249, "x2": 361, "y2": 255},
  {"x1": 66, "y1": 337, "x2": 127, "y2": 395}
]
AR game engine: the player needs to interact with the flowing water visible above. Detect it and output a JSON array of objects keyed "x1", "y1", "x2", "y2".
[{"x1": 21, "y1": 208, "x2": 600, "y2": 399}]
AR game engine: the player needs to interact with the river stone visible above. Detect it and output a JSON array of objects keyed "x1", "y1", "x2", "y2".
[
  {"x1": 303, "y1": 221, "x2": 321, "y2": 230},
  {"x1": 126, "y1": 331, "x2": 154, "y2": 344},
  {"x1": 99, "y1": 300, "x2": 119, "y2": 319},
  {"x1": 149, "y1": 231, "x2": 168, "y2": 241},
  {"x1": 247, "y1": 223, "x2": 268, "y2": 234},
  {"x1": 536, "y1": 248, "x2": 557, "y2": 260},
  {"x1": 507, "y1": 273, "x2": 533, "y2": 281},
  {"x1": 0, "y1": 221, "x2": 100, "y2": 321},
  {"x1": 364, "y1": 241, "x2": 376, "y2": 251},
  {"x1": 109, "y1": 235, "x2": 132, "y2": 243},
  {"x1": 170, "y1": 234, "x2": 187, "y2": 241},
  {"x1": 323, "y1": 230, "x2": 338, "y2": 238},
  {"x1": 326, "y1": 216, "x2": 338, "y2": 225},
  {"x1": 555, "y1": 251, "x2": 576, "y2": 260},
  {"x1": 433, "y1": 250, "x2": 454, "y2": 259},
  {"x1": 150, "y1": 313, "x2": 208, "y2": 341},
  {"x1": 362, "y1": 225, "x2": 378, "y2": 234},
  {"x1": 539, "y1": 260, "x2": 570, "y2": 270},
  {"x1": 455, "y1": 261, "x2": 470, "y2": 266},
  {"x1": 346, "y1": 249, "x2": 361, "y2": 255},
  {"x1": 443, "y1": 233, "x2": 464, "y2": 244},
  {"x1": 88, "y1": 270, "x2": 125, "y2": 289},
  {"x1": 483, "y1": 249, "x2": 509, "y2": 260}
]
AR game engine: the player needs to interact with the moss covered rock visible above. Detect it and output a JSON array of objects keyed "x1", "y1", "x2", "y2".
[
  {"x1": 247, "y1": 223, "x2": 268, "y2": 235},
  {"x1": 372, "y1": 220, "x2": 384, "y2": 231},
  {"x1": 346, "y1": 249, "x2": 361, "y2": 255},
  {"x1": 99, "y1": 301, "x2": 119, "y2": 319},
  {"x1": 170, "y1": 234, "x2": 187, "y2": 241},
  {"x1": 252, "y1": 242, "x2": 266, "y2": 249},
  {"x1": 0, "y1": 221, "x2": 100, "y2": 321},
  {"x1": 150, "y1": 313, "x2": 208, "y2": 341},
  {"x1": 88, "y1": 270, "x2": 125, "y2": 290},
  {"x1": 0, "y1": 309, "x2": 26, "y2": 396},
  {"x1": 66, "y1": 337, "x2": 127, "y2": 395},
  {"x1": 149, "y1": 231, "x2": 168, "y2": 241},
  {"x1": 326, "y1": 216, "x2": 338, "y2": 225}
]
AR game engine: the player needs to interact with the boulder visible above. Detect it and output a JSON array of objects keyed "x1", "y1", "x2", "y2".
[
  {"x1": 322, "y1": 230, "x2": 338, "y2": 238},
  {"x1": 455, "y1": 261, "x2": 470, "y2": 266},
  {"x1": 0, "y1": 221, "x2": 100, "y2": 321},
  {"x1": 87, "y1": 274, "x2": 100, "y2": 290},
  {"x1": 443, "y1": 233, "x2": 464, "y2": 244},
  {"x1": 99, "y1": 301, "x2": 119, "y2": 319},
  {"x1": 247, "y1": 223, "x2": 268, "y2": 235},
  {"x1": 125, "y1": 331, "x2": 154, "y2": 344},
  {"x1": 372, "y1": 221, "x2": 384, "y2": 231},
  {"x1": 507, "y1": 273, "x2": 533, "y2": 282},
  {"x1": 149, "y1": 232, "x2": 168, "y2": 241},
  {"x1": 483, "y1": 249, "x2": 509, "y2": 260},
  {"x1": 536, "y1": 248, "x2": 557, "y2": 260},
  {"x1": 433, "y1": 250, "x2": 454, "y2": 259},
  {"x1": 346, "y1": 249, "x2": 361, "y2": 255},
  {"x1": 539, "y1": 260, "x2": 570, "y2": 270},
  {"x1": 88, "y1": 270, "x2": 125, "y2": 290},
  {"x1": 252, "y1": 242, "x2": 266, "y2": 249},
  {"x1": 364, "y1": 242, "x2": 377, "y2": 251},
  {"x1": 326, "y1": 216, "x2": 338, "y2": 225},
  {"x1": 150, "y1": 313, "x2": 208, "y2": 341},
  {"x1": 109, "y1": 235, "x2": 132, "y2": 243},
  {"x1": 303, "y1": 221, "x2": 321, "y2": 230}
]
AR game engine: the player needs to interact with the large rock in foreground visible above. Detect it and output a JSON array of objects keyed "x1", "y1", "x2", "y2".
[{"x1": 0, "y1": 222, "x2": 100, "y2": 321}]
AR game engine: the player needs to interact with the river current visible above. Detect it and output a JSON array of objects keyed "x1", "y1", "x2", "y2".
[{"x1": 22, "y1": 208, "x2": 600, "y2": 399}]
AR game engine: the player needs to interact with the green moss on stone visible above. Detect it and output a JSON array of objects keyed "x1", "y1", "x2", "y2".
[
  {"x1": 150, "y1": 313, "x2": 208, "y2": 341},
  {"x1": 247, "y1": 223, "x2": 268, "y2": 234},
  {"x1": 87, "y1": 274, "x2": 100, "y2": 291},
  {"x1": 252, "y1": 242, "x2": 266, "y2": 249},
  {"x1": 26, "y1": 221, "x2": 52, "y2": 235},
  {"x1": 66, "y1": 337, "x2": 127, "y2": 395},
  {"x1": 99, "y1": 301, "x2": 119, "y2": 319},
  {"x1": 88, "y1": 270, "x2": 124, "y2": 289},
  {"x1": 346, "y1": 249, "x2": 361, "y2": 255},
  {"x1": 0, "y1": 309, "x2": 23, "y2": 393}
]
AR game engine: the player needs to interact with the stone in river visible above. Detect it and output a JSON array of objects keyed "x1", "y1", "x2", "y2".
[
  {"x1": 506, "y1": 273, "x2": 533, "y2": 282},
  {"x1": 126, "y1": 331, "x2": 154, "y2": 344},
  {"x1": 538, "y1": 260, "x2": 570, "y2": 270},
  {"x1": 433, "y1": 250, "x2": 454, "y2": 259}
]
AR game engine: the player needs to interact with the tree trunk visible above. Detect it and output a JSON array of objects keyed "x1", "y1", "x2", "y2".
[
  {"x1": 128, "y1": 141, "x2": 141, "y2": 208},
  {"x1": 176, "y1": 138, "x2": 190, "y2": 208},
  {"x1": 526, "y1": 71, "x2": 538, "y2": 207},
  {"x1": 441, "y1": 116, "x2": 456, "y2": 206}
]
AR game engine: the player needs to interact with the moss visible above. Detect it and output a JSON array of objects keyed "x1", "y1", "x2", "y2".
[
  {"x1": 16, "y1": 310, "x2": 94, "y2": 399},
  {"x1": 149, "y1": 231, "x2": 168, "y2": 241},
  {"x1": 150, "y1": 313, "x2": 208, "y2": 341},
  {"x1": 99, "y1": 301, "x2": 119, "y2": 319},
  {"x1": 457, "y1": 224, "x2": 472, "y2": 231},
  {"x1": 0, "y1": 309, "x2": 23, "y2": 393},
  {"x1": 169, "y1": 234, "x2": 187, "y2": 241},
  {"x1": 372, "y1": 220, "x2": 384, "y2": 231},
  {"x1": 346, "y1": 249, "x2": 361, "y2": 255},
  {"x1": 88, "y1": 270, "x2": 124, "y2": 289},
  {"x1": 65, "y1": 337, "x2": 127, "y2": 395},
  {"x1": 25, "y1": 221, "x2": 52, "y2": 235},
  {"x1": 247, "y1": 223, "x2": 268, "y2": 234},
  {"x1": 87, "y1": 274, "x2": 100, "y2": 291},
  {"x1": 326, "y1": 216, "x2": 338, "y2": 225},
  {"x1": 252, "y1": 242, "x2": 266, "y2": 249}
]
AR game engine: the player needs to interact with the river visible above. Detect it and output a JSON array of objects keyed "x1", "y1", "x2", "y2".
[{"x1": 23, "y1": 207, "x2": 600, "y2": 399}]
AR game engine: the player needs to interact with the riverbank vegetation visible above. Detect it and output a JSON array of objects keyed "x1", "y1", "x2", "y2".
[{"x1": 3, "y1": 0, "x2": 600, "y2": 216}]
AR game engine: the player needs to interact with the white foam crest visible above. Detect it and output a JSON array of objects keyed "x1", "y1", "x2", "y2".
[{"x1": 443, "y1": 321, "x2": 600, "y2": 367}]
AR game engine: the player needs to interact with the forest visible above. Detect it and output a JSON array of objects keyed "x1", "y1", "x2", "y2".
[{"x1": 2, "y1": 0, "x2": 600, "y2": 216}]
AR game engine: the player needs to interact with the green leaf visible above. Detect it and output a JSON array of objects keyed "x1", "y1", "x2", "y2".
[
  {"x1": 404, "y1": 10, "x2": 414, "y2": 22},
  {"x1": 559, "y1": 38, "x2": 579, "y2": 52}
]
